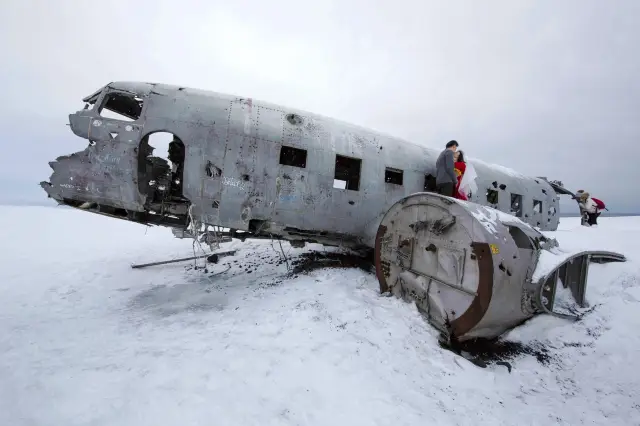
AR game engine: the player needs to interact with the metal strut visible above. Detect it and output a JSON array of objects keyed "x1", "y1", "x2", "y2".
[{"x1": 131, "y1": 249, "x2": 237, "y2": 269}]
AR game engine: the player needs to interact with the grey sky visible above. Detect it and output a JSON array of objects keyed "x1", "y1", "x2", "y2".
[{"x1": 1, "y1": 0, "x2": 638, "y2": 212}]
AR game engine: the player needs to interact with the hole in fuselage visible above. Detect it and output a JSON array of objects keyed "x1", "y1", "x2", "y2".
[
  {"x1": 424, "y1": 174, "x2": 437, "y2": 192},
  {"x1": 384, "y1": 167, "x2": 404, "y2": 185},
  {"x1": 334, "y1": 154, "x2": 361, "y2": 191},
  {"x1": 286, "y1": 113, "x2": 303, "y2": 126},
  {"x1": 486, "y1": 189, "x2": 499, "y2": 205},
  {"x1": 279, "y1": 145, "x2": 307, "y2": 168},
  {"x1": 137, "y1": 131, "x2": 190, "y2": 223}
]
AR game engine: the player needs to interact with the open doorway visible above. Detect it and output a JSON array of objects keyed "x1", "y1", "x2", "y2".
[{"x1": 138, "y1": 132, "x2": 187, "y2": 206}]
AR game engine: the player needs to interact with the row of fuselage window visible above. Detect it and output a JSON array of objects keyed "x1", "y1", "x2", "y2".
[{"x1": 278, "y1": 144, "x2": 553, "y2": 218}]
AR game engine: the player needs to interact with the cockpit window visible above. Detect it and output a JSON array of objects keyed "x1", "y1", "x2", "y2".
[{"x1": 98, "y1": 92, "x2": 144, "y2": 122}]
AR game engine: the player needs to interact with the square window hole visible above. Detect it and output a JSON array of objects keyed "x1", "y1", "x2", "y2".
[
  {"x1": 334, "y1": 155, "x2": 361, "y2": 191},
  {"x1": 424, "y1": 174, "x2": 436, "y2": 191},
  {"x1": 533, "y1": 199, "x2": 543, "y2": 214},
  {"x1": 510, "y1": 194, "x2": 523, "y2": 217},
  {"x1": 385, "y1": 167, "x2": 403, "y2": 185},
  {"x1": 279, "y1": 146, "x2": 307, "y2": 168},
  {"x1": 486, "y1": 189, "x2": 499, "y2": 205}
]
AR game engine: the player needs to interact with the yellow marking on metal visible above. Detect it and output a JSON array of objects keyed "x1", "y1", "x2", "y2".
[{"x1": 489, "y1": 244, "x2": 500, "y2": 254}]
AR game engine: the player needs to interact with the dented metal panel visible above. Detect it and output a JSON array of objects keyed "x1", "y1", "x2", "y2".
[
  {"x1": 374, "y1": 192, "x2": 627, "y2": 340},
  {"x1": 374, "y1": 192, "x2": 546, "y2": 341}
]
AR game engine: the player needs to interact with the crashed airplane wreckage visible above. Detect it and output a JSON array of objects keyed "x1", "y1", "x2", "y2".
[{"x1": 41, "y1": 81, "x2": 626, "y2": 341}]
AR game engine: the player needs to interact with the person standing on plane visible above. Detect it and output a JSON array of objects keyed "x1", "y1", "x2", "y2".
[
  {"x1": 458, "y1": 151, "x2": 478, "y2": 201},
  {"x1": 453, "y1": 150, "x2": 468, "y2": 200},
  {"x1": 435, "y1": 140, "x2": 459, "y2": 197}
]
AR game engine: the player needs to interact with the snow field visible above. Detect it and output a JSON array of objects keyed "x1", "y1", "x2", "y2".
[{"x1": 1, "y1": 206, "x2": 639, "y2": 426}]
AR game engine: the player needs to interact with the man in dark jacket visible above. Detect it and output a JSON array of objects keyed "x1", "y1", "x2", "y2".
[{"x1": 435, "y1": 140, "x2": 459, "y2": 196}]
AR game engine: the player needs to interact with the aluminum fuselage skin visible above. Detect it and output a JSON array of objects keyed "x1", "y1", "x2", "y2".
[{"x1": 42, "y1": 81, "x2": 563, "y2": 249}]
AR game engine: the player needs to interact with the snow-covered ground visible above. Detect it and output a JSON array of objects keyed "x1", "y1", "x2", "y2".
[{"x1": 1, "y1": 206, "x2": 639, "y2": 426}]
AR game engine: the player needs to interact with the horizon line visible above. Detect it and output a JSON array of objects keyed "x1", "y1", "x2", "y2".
[{"x1": 0, "y1": 201, "x2": 638, "y2": 217}]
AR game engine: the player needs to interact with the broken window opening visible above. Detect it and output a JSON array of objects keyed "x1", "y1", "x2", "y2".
[
  {"x1": 385, "y1": 167, "x2": 403, "y2": 185},
  {"x1": 138, "y1": 132, "x2": 187, "y2": 207},
  {"x1": 533, "y1": 199, "x2": 543, "y2": 214},
  {"x1": 549, "y1": 206, "x2": 557, "y2": 216},
  {"x1": 98, "y1": 92, "x2": 144, "y2": 122},
  {"x1": 279, "y1": 146, "x2": 307, "y2": 168},
  {"x1": 510, "y1": 193, "x2": 523, "y2": 217},
  {"x1": 205, "y1": 161, "x2": 222, "y2": 178},
  {"x1": 249, "y1": 219, "x2": 269, "y2": 233},
  {"x1": 486, "y1": 189, "x2": 499, "y2": 205},
  {"x1": 424, "y1": 174, "x2": 437, "y2": 192},
  {"x1": 508, "y1": 225, "x2": 535, "y2": 250},
  {"x1": 286, "y1": 113, "x2": 303, "y2": 126},
  {"x1": 334, "y1": 155, "x2": 361, "y2": 191}
]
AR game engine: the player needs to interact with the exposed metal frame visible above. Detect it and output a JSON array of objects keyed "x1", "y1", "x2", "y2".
[{"x1": 535, "y1": 250, "x2": 626, "y2": 319}]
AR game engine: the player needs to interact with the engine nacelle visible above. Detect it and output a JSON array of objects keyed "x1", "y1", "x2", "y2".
[{"x1": 373, "y1": 192, "x2": 625, "y2": 342}]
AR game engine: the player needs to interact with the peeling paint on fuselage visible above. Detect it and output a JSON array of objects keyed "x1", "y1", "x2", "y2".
[{"x1": 41, "y1": 81, "x2": 569, "y2": 249}]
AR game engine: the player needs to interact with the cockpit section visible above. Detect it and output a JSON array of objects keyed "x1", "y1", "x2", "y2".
[
  {"x1": 66, "y1": 83, "x2": 149, "y2": 142},
  {"x1": 82, "y1": 86, "x2": 144, "y2": 122},
  {"x1": 41, "y1": 82, "x2": 192, "y2": 229}
]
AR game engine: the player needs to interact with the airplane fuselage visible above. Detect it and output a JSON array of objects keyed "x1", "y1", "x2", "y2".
[{"x1": 41, "y1": 81, "x2": 567, "y2": 249}]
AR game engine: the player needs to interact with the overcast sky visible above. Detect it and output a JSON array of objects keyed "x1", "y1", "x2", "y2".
[{"x1": 1, "y1": 0, "x2": 638, "y2": 212}]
